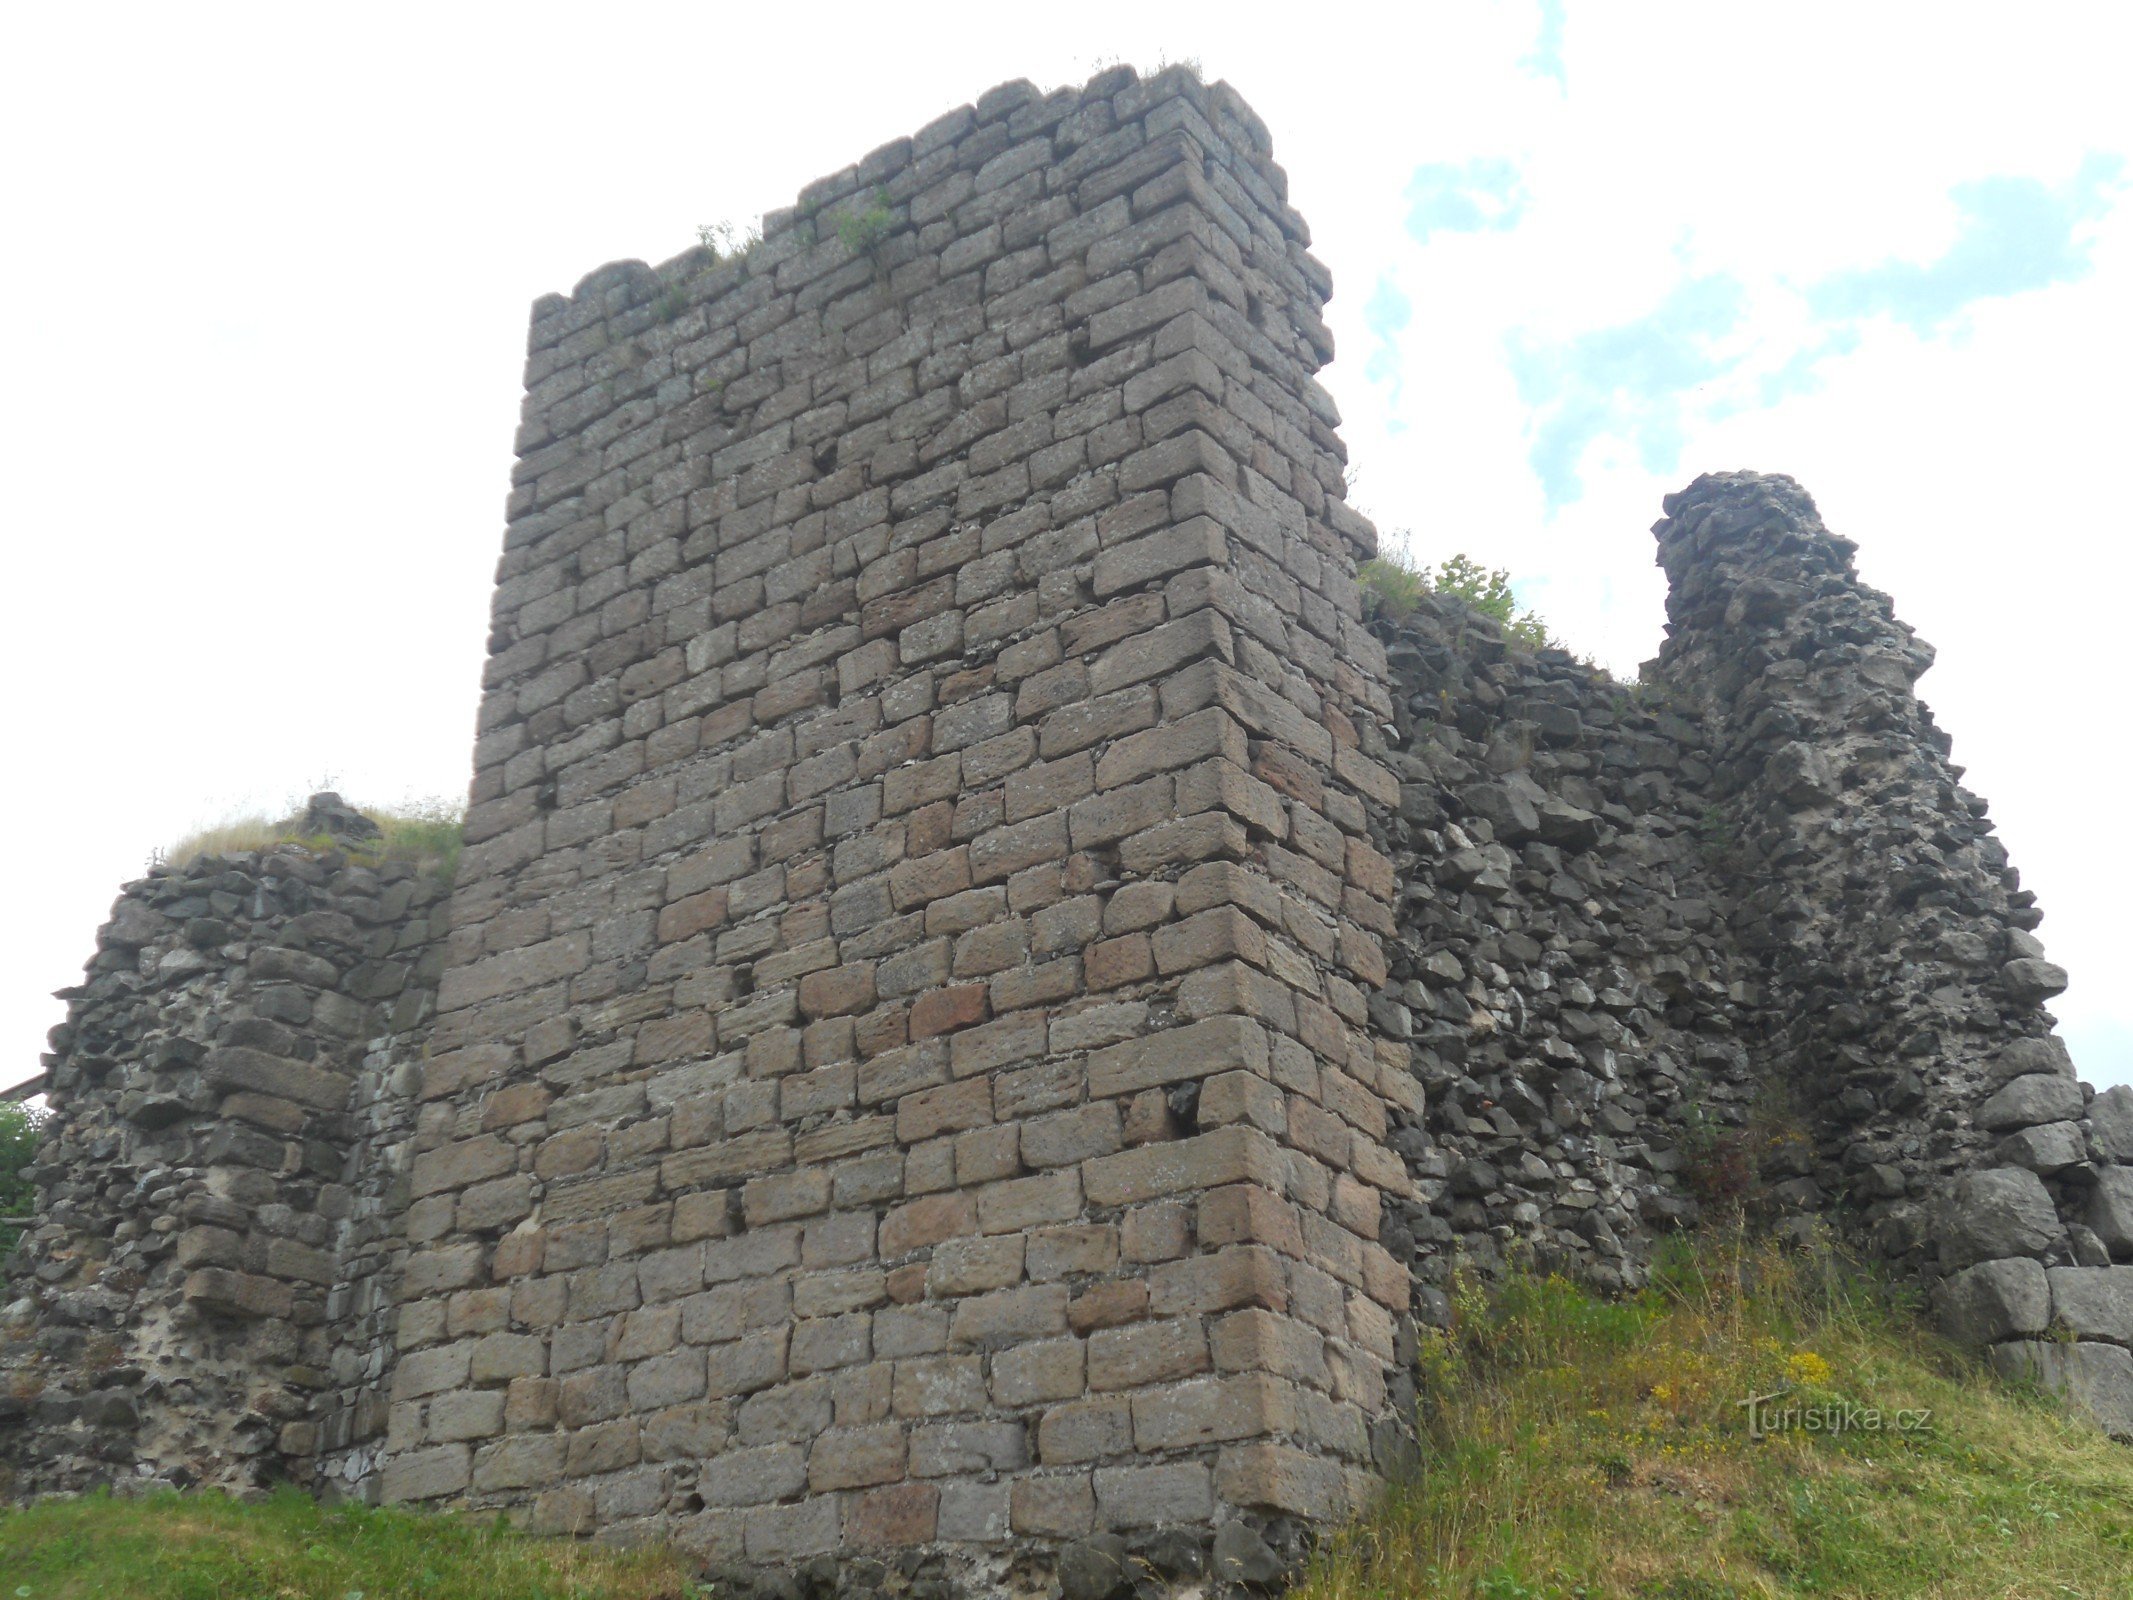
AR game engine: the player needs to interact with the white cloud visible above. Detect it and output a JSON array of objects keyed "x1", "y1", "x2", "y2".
[
  {"x1": 2, "y1": 0, "x2": 2129, "y2": 1090},
  {"x1": 1336, "y1": 2, "x2": 2133, "y2": 1081}
]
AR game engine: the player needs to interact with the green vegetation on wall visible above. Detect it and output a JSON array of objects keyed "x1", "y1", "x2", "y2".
[
  {"x1": 153, "y1": 796, "x2": 464, "y2": 885},
  {"x1": 0, "y1": 1100, "x2": 42, "y2": 1256},
  {"x1": 1360, "y1": 546, "x2": 1556, "y2": 651}
]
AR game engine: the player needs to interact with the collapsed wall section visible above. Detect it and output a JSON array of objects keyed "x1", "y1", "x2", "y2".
[
  {"x1": 1651, "y1": 472, "x2": 2133, "y2": 1435},
  {"x1": 400, "y1": 65, "x2": 1411, "y2": 1585},
  {"x1": 1367, "y1": 592, "x2": 1761, "y2": 1300},
  {"x1": 1359, "y1": 470, "x2": 2133, "y2": 1434},
  {"x1": 0, "y1": 813, "x2": 446, "y2": 1496}
]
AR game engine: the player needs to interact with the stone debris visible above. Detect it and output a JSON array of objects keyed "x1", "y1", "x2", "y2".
[{"x1": 5, "y1": 66, "x2": 2131, "y2": 1600}]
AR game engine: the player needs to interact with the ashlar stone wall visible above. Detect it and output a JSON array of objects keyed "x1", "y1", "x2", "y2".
[{"x1": 395, "y1": 64, "x2": 1414, "y2": 1587}]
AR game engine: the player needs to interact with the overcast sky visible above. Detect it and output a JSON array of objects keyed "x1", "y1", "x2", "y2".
[{"x1": 4, "y1": 2, "x2": 2128, "y2": 1092}]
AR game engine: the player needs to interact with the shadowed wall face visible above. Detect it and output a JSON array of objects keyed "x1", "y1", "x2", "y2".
[{"x1": 406, "y1": 65, "x2": 1412, "y2": 1574}]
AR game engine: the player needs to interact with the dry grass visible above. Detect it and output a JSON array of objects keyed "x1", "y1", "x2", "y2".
[{"x1": 157, "y1": 796, "x2": 463, "y2": 883}]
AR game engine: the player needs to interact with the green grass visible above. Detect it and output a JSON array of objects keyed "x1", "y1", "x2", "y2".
[
  {"x1": 0, "y1": 1488, "x2": 696, "y2": 1600},
  {"x1": 157, "y1": 798, "x2": 463, "y2": 885},
  {"x1": 1298, "y1": 1228, "x2": 2133, "y2": 1599},
  {"x1": 12, "y1": 1235, "x2": 2129, "y2": 1599}
]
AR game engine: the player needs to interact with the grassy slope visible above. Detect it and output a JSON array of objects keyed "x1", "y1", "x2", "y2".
[
  {"x1": 0, "y1": 1489, "x2": 695, "y2": 1600},
  {"x1": 6, "y1": 1236, "x2": 2131, "y2": 1599},
  {"x1": 1297, "y1": 1230, "x2": 2133, "y2": 1600}
]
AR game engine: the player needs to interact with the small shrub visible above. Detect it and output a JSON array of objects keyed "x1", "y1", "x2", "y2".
[
  {"x1": 1356, "y1": 554, "x2": 1429, "y2": 620},
  {"x1": 695, "y1": 217, "x2": 762, "y2": 261},
  {"x1": 1679, "y1": 1103, "x2": 1757, "y2": 1209},
  {"x1": 0, "y1": 1102, "x2": 41, "y2": 1256},
  {"x1": 1359, "y1": 545, "x2": 1554, "y2": 649},
  {"x1": 836, "y1": 192, "x2": 895, "y2": 260},
  {"x1": 1695, "y1": 802, "x2": 1736, "y2": 862},
  {"x1": 1431, "y1": 552, "x2": 1553, "y2": 649}
]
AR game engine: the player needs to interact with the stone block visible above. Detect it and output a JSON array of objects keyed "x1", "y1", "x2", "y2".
[
  {"x1": 1083, "y1": 1126, "x2": 1283, "y2": 1207},
  {"x1": 1985, "y1": 1035, "x2": 2076, "y2": 1091},
  {"x1": 1214, "y1": 1441, "x2": 1354, "y2": 1520},
  {"x1": 474, "y1": 1434, "x2": 568, "y2": 1491},
  {"x1": 2048, "y1": 1266, "x2": 2133, "y2": 1344},
  {"x1": 1132, "y1": 1373, "x2": 1295, "y2": 1450},
  {"x1": 847, "y1": 1483, "x2": 939, "y2": 1547},
  {"x1": 1998, "y1": 1121, "x2": 2088, "y2": 1176},
  {"x1": 1088, "y1": 1318, "x2": 1209, "y2": 1391},
  {"x1": 2091, "y1": 1085, "x2": 2133, "y2": 1163},
  {"x1": 1038, "y1": 1396, "x2": 1135, "y2": 1464},
  {"x1": 949, "y1": 1284, "x2": 1071, "y2": 1347},
  {"x1": 993, "y1": 1336, "x2": 1087, "y2": 1406},
  {"x1": 910, "y1": 1420, "x2": 1029, "y2": 1476},
  {"x1": 743, "y1": 1495, "x2": 842, "y2": 1561},
  {"x1": 1934, "y1": 1257, "x2": 2049, "y2": 1345},
  {"x1": 2002, "y1": 959, "x2": 2070, "y2": 1006},
  {"x1": 928, "y1": 1235, "x2": 1026, "y2": 1296},
  {"x1": 1210, "y1": 1309, "x2": 1331, "y2": 1385},
  {"x1": 203, "y1": 1045, "x2": 349, "y2": 1111},
  {"x1": 2091, "y1": 1167, "x2": 2133, "y2": 1257},
  {"x1": 411, "y1": 1135, "x2": 517, "y2": 1199},
  {"x1": 700, "y1": 1442, "x2": 808, "y2": 1507},
  {"x1": 1092, "y1": 1461, "x2": 1212, "y2": 1530},
  {"x1": 706, "y1": 1330, "x2": 789, "y2": 1398},
  {"x1": 1990, "y1": 1341, "x2": 2133, "y2": 1438},
  {"x1": 937, "y1": 1480, "x2": 1012, "y2": 1543},
  {"x1": 1028, "y1": 1224, "x2": 1120, "y2": 1281},
  {"x1": 1937, "y1": 1167, "x2": 2064, "y2": 1268},
  {"x1": 892, "y1": 1355, "x2": 987, "y2": 1418},
  {"x1": 1978, "y1": 1073, "x2": 2085, "y2": 1131},
  {"x1": 1147, "y1": 1245, "x2": 1288, "y2": 1316},
  {"x1": 1088, "y1": 1015, "x2": 1270, "y2": 1100},
  {"x1": 808, "y1": 1422, "x2": 907, "y2": 1490},
  {"x1": 428, "y1": 1388, "x2": 507, "y2": 1443},
  {"x1": 382, "y1": 1444, "x2": 472, "y2": 1503},
  {"x1": 182, "y1": 1267, "x2": 295, "y2": 1322}
]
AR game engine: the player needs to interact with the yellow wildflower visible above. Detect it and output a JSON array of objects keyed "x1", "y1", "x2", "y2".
[{"x1": 1786, "y1": 1350, "x2": 1832, "y2": 1387}]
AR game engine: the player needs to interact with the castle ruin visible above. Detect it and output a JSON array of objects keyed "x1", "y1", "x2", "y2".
[{"x1": 8, "y1": 66, "x2": 2129, "y2": 1599}]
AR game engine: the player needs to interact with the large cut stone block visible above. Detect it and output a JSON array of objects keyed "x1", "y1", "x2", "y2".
[
  {"x1": 2090, "y1": 1167, "x2": 2133, "y2": 1257},
  {"x1": 2048, "y1": 1266, "x2": 2133, "y2": 1344},
  {"x1": 1978, "y1": 1073, "x2": 2084, "y2": 1132},
  {"x1": 1934, "y1": 1258, "x2": 2049, "y2": 1345},
  {"x1": 1989, "y1": 1341, "x2": 2133, "y2": 1439},
  {"x1": 1937, "y1": 1167, "x2": 2063, "y2": 1268},
  {"x1": 2090, "y1": 1085, "x2": 2133, "y2": 1163}
]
